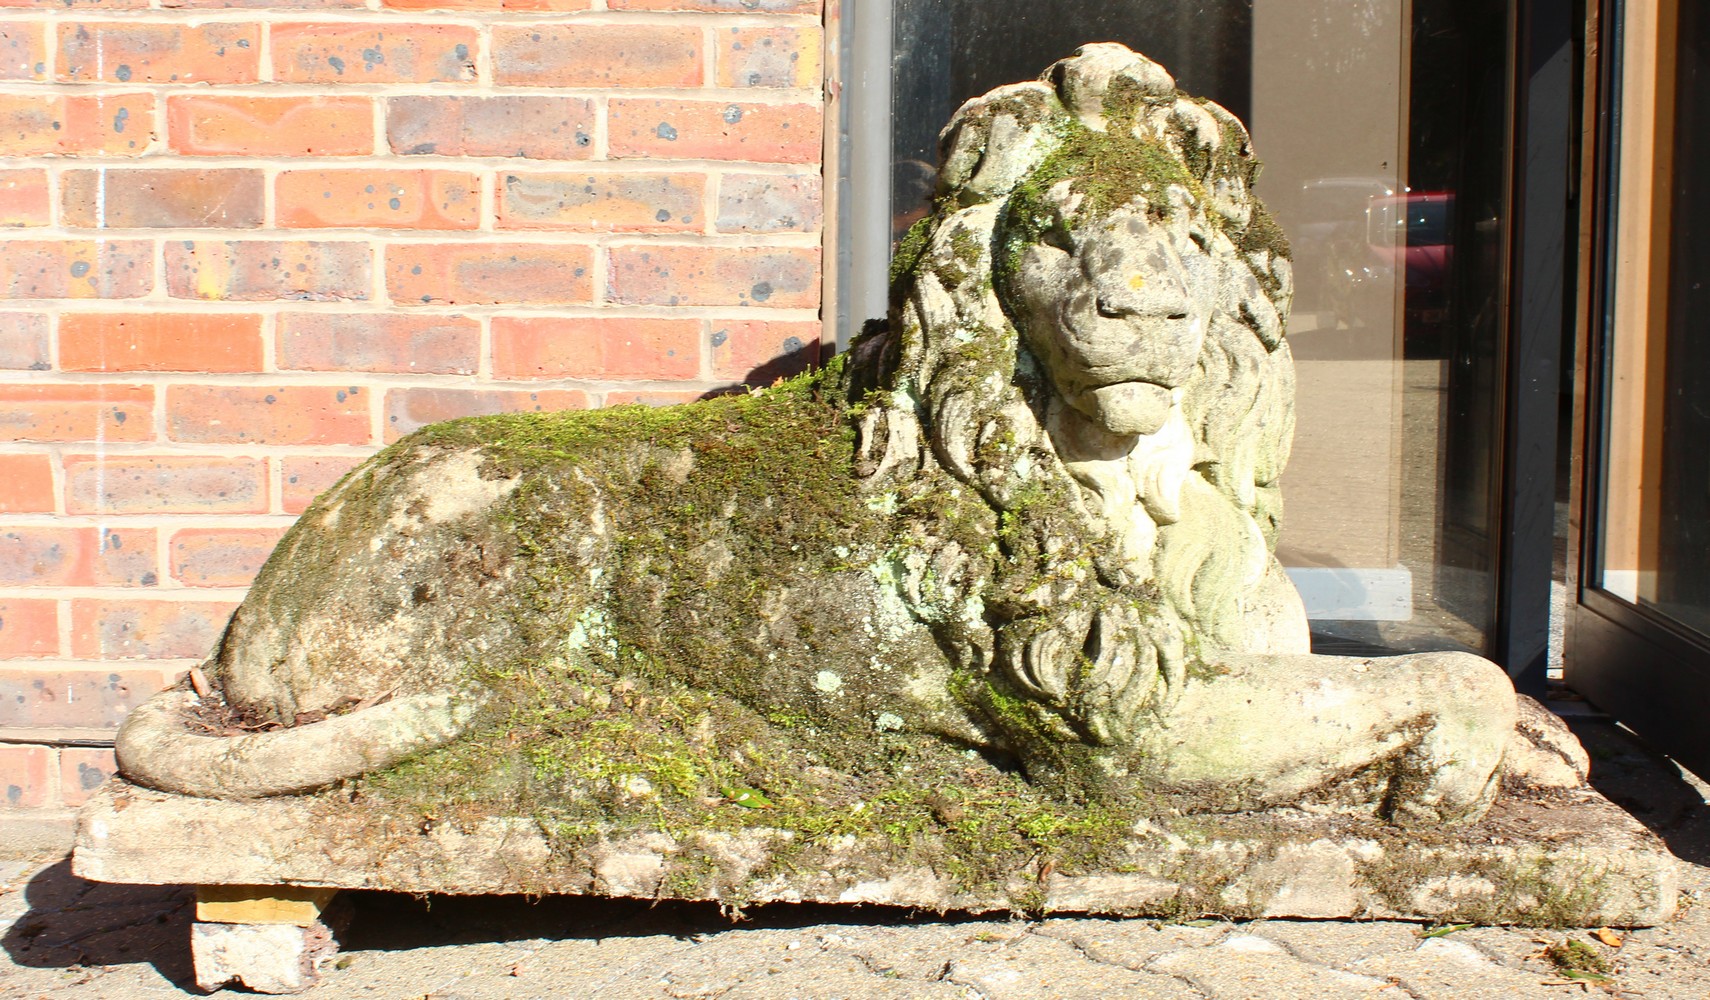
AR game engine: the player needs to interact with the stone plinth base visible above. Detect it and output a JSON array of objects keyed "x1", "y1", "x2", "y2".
[{"x1": 73, "y1": 779, "x2": 1677, "y2": 928}]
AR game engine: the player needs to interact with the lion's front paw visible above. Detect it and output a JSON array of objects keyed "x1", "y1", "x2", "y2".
[{"x1": 1075, "y1": 605, "x2": 1186, "y2": 743}]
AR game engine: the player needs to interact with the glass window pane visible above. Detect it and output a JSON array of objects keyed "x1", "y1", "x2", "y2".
[
  {"x1": 1597, "y1": 0, "x2": 1710, "y2": 639},
  {"x1": 890, "y1": 1, "x2": 1251, "y2": 242},
  {"x1": 888, "y1": 0, "x2": 1509, "y2": 655}
]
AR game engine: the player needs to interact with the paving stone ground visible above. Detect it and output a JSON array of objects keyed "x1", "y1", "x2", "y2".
[{"x1": 4, "y1": 718, "x2": 1710, "y2": 999}]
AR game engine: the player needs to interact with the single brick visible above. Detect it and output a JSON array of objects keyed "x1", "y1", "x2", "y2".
[
  {"x1": 62, "y1": 168, "x2": 264, "y2": 229},
  {"x1": 278, "y1": 313, "x2": 479, "y2": 375},
  {"x1": 716, "y1": 26, "x2": 821, "y2": 89},
  {"x1": 0, "y1": 93, "x2": 154, "y2": 156},
  {"x1": 498, "y1": 172, "x2": 703, "y2": 232},
  {"x1": 0, "y1": 526, "x2": 158, "y2": 587},
  {"x1": 385, "y1": 387, "x2": 587, "y2": 441},
  {"x1": 59, "y1": 747, "x2": 116, "y2": 807},
  {"x1": 280, "y1": 454, "x2": 366, "y2": 513},
  {"x1": 276, "y1": 169, "x2": 479, "y2": 230},
  {"x1": 0, "y1": 312, "x2": 48, "y2": 369},
  {"x1": 492, "y1": 317, "x2": 700, "y2": 380},
  {"x1": 388, "y1": 96, "x2": 593, "y2": 159},
  {"x1": 386, "y1": 243, "x2": 593, "y2": 306},
  {"x1": 71, "y1": 599, "x2": 236, "y2": 660},
  {"x1": 0, "y1": 384, "x2": 153, "y2": 443},
  {"x1": 170, "y1": 527, "x2": 285, "y2": 587},
  {"x1": 709, "y1": 319, "x2": 820, "y2": 381},
  {"x1": 607, "y1": 245, "x2": 820, "y2": 308},
  {"x1": 168, "y1": 95, "x2": 373, "y2": 156},
  {"x1": 272, "y1": 23, "x2": 477, "y2": 84},
  {"x1": 166, "y1": 385, "x2": 371, "y2": 446},
  {"x1": 0, "y1": 22, "x2": 46, "y2": 81},
  {"x1": 0, "y1": 526, "x2": 76, "y2": 586},
  {"x1": 0, "y1": 168, "x2": 49, "y2": 227},
  {"x1": 60, "y1": 313, "x2": 263, "y2": 373},
  {"x1": 0, "y1": 454, "x2": 54, "y2": 512},
  {"x1": 609, "y1": 100, "x2": 821, "y2": 163},
  {"x1": 58, "y1": 22, "x2": 261, "y2": 84},
  {"x1": 608, "y1": 0, "x2": 818, "y2": 10},
  {"x1": 491, "y1": 24, "x2": 700, "y2": 88},
  {"x1": 716, "y1": 173, "x2": 821, "y2": 233},
  {"x1": 0, "y1": 241, "x2": 153, "y2": 299},
  {"x1": 64, "y1": 454, "x2": 267, "y2": 514},
  {"x1": 97, "y1": 526, "x2": 159, "y2": 586},
  {"x1": 165, "y1": 241, "x2": 370, "y2": 301},
  {"x1": 0, "y1": 600, "x2": 57, "y2": 658},
  {"x1": 0, "y1": 670, "x2": 169, "y2": 731},
  {"x1": 0, "y1": 746, "x2": 51, "y2": 808}
]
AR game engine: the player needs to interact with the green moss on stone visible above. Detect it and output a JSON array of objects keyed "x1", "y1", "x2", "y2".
[
  {"x1": 890, "y1": 216, "x2": 936, "y2": 287},
  {"x1": 360, "y1": 646, "x2": 1154, "y2": 908}
]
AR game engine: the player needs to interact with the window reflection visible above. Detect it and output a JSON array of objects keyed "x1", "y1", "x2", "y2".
[{"x1": 890, "y1": 0, "x2": 1253, "y2": 243}]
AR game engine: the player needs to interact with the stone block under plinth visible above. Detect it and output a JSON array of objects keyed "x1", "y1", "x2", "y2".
[
  {"x1": 192, "y1": 920, "x2": 339, "y2": 994},
  {"x1": 187, "y1": 885, "x2": 344, "y2": 993},
  {"x1": 74, "y1": 778, "x2": 1677, "y2": 929}
]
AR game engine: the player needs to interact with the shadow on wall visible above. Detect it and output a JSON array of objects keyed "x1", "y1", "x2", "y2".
[{"x1": 700, "y1": 334, "x2": 823, "y2": 402}]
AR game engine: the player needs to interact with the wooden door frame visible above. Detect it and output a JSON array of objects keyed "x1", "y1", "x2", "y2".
[{"x1": 1565, "y1": 0, "x2": 1710, "y2": 779}]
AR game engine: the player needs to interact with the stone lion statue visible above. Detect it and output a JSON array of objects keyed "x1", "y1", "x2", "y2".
[{"x1": 117, "y1": 44, "x2": 1528, "y2": 831}]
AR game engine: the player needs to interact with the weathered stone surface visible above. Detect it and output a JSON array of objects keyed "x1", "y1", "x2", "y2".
[
  {"x1": 74, "y1": 777, "x2": 1677, "y2": 926},
  {"x1": 191, "y1": 920, "x2": 337, "y2": 994}
]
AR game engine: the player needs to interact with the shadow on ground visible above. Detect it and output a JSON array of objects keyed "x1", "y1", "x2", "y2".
[
  {"x1": 2, "y1": 853, "x2": 993, "y2": 985},
  {"x1": 1568, "y1": 716, "x2": 1710, "y2": 868},
  {"x1": 339, "y1": 890, "x2": 993, "y2": 956},
  {"x1": 2, "y1": 859, "x2": 195, "y2": 988}
]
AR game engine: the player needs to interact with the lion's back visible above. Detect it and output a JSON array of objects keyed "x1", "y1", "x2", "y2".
[{"x1": 211, "y1": 378, "x2": 977, "y2": 738}]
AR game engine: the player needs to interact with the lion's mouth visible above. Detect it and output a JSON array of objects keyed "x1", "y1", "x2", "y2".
[{"x1": 1079, "y1": 380, "x2": 1175, "y2": 436}]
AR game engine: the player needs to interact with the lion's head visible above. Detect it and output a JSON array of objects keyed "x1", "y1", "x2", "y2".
[{"x1": 841, "y1": 44, "x2": 1305, "y2": 760}]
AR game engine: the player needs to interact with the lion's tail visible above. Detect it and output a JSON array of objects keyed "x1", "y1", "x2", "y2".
[{"x1": 115, "y1": 686, "x2": 481, "y2": 799}]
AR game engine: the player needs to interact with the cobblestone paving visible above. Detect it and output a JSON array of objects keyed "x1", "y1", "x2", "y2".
[{"x1": 3, "y1": 719, "x2": 1708, "y2": 999}]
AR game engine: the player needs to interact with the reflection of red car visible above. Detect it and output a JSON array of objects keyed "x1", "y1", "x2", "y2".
[{"x1": 1367, "y1": 192, "x2": 1454, "y2": 327}]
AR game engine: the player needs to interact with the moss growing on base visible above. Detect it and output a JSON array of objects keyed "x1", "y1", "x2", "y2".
[{"x1": 358, "y1": 647, "x2": 1146, "y2": 908}]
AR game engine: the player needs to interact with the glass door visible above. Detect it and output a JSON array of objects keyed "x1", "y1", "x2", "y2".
[{"x1": 1569, "y1": 0, "x2": 1710, "y2": 777}]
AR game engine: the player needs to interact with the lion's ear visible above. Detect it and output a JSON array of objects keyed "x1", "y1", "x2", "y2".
[
  {"x1": 1044, "y1": 43, "x2": 1175, "y2": 131},
  {"x1": 937, "y1": 84, "x2": 1057, "y2": 207}
]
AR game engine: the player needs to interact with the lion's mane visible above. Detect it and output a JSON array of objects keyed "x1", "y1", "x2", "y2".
[{"x1": 837, "y1": 45, "x2": 1300, "y2": 763}]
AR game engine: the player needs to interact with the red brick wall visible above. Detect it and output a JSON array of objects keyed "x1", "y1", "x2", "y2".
[{"x1": 0, "y1": 0, "x2": 827, "y2": 812}]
